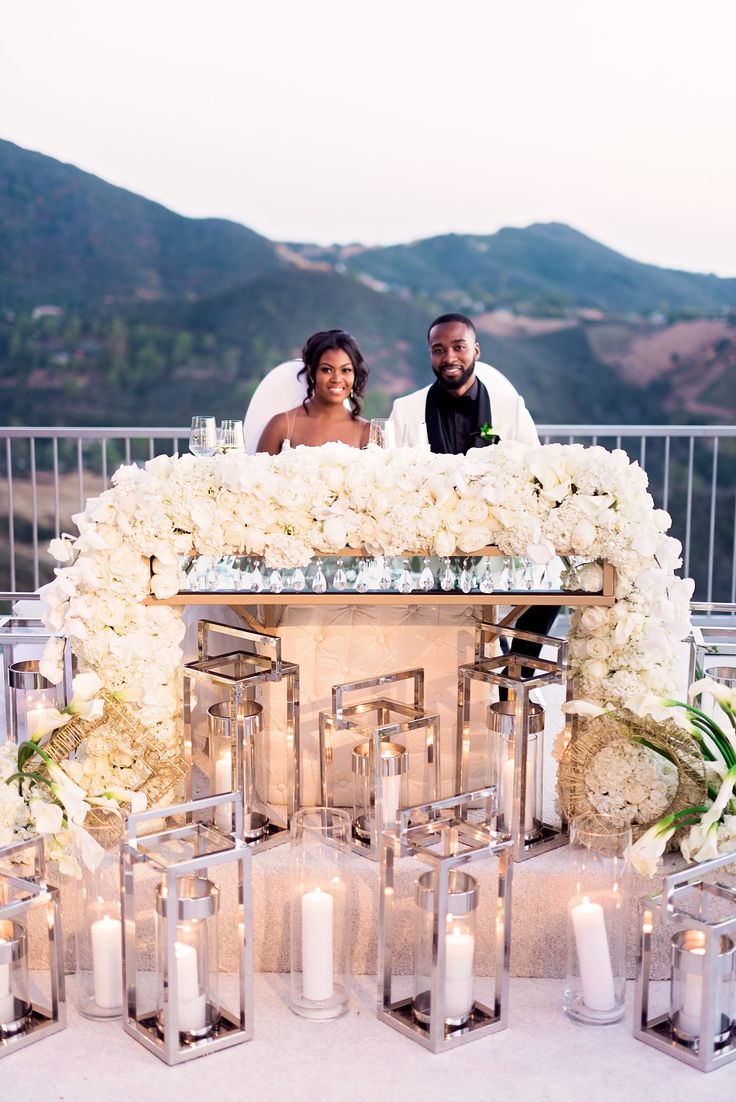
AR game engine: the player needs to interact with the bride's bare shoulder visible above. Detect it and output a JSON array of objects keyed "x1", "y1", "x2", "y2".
[{"x1": 256, "y1": 409, "x2": 294, "y2": 454}]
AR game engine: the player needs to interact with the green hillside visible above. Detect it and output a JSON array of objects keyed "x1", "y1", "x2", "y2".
[
  {"x1": 0, "y1": 139, "x2": 282, "y2": 309},
  {"x1": 295, "y1": 223, "x2": 736, "y2": 316}
]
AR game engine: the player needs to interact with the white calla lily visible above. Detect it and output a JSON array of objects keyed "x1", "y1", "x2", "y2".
[
  {"x1": 29, "y1": 798, "x2": 63, "y2": 835},
  {"x1": 625, "y1": 815, "x2": 678, "y2": 878}
]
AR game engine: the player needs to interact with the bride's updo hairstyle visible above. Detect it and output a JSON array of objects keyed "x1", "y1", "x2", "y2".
[{"x1": 298, "y1": 329, "x2": 368, "y2": 418}]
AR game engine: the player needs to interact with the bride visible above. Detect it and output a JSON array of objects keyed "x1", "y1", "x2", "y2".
[{"x1": 256, "y1": 329, "x2": 370, "y2": 453}]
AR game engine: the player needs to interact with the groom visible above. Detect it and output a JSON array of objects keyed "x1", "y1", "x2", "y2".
[
  {"x1": 390, "y1": 313, "x2": 538, "y2": 452},
  {"x1": 390, "y1": 312, "x2": 558, "y2": 677}
]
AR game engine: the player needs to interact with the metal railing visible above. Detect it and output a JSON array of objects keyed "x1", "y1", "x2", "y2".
[{"x1": 1, "y1": 425, "x2": 735, "y2": 602}]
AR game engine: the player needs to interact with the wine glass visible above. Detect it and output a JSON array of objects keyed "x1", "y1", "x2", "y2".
[
  {"x1": 189, "y1": 416, "x2": 217, "y2": 457},
  {"x1": 369, "y1": 419, "x2": 396, "y2": 448},
  {"x1": 219, "y1": 419, "x2": 245, "y2": 453}
]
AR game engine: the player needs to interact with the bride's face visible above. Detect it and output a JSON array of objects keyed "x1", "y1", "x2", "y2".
[{"x1": 312, "y1": 348, "x2": 355, "y2": 403}]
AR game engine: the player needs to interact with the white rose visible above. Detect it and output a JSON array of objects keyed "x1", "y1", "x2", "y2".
[
  {"x1": 579, "y1": 606, "x2": 610, "y2": 636},
  {"x1": 243, "y1": 527, "x2": 266, "y2": 554},
  {"x1": 578, "y1": 563, "x2": 604, "y2": 592},
  {"x1": 457, "y1": 499, "x2": 489, "y2": 524},
  {"x1": 150, "y1": 573, "x2": 182, "y2": 600},
  {"x1": 109, "y1": 545, "x2": 145, "y2": 579},
  {"x1": 322, "y1": 516, "x2": 347, "y2": 549},
  {"x1": 571, "y1": 519, "x2": 597, "y2": 552},
  {"x1": 586, "y1": 637, "x2": 611, "y2": 660},
  {"x1": 582, "y1": 658, "x2": 610, "y2": 681},
  {"x1": 457, "y1": 527, "x2": 493, "y2": 553},
  {"x1": 434, "y1": 530, "x2": 456, "y2": 557}
]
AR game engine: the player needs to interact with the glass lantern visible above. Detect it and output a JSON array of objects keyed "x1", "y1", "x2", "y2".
[
  {"x1": 73, "y1": 807, "x2": 125, "y2": 1020},
  {"x1": 318, "y1": 669, "x2": 440, "y2": 860},
  {"x1": 183, "y1": 619, "x2": 300, "y2": 850},
  {"x1": 121, "y1": 793, "x2": 252, "y2": 1065},
  {"x1": 634, "y1": 851, "x2": 736, "y2": 1072},
  {"x1": 1, "y1": 616, "x2": 71, "y2": 745},
  {"x1": 154, "y1": 876, "x2": 220, "y2": 1042},
  {"x1": 0, "y1": 836, "x2": 65, "y2": 1057},
  {"x1": 351, "y1": 740, "x2": 409, "y2": 845},
  {"x1": 489, "y1": 700, "x2": 544, "y2": 842},
  {"x1": 413, "y1": 869, "x2": 478, "y2": 1029},
  {"x1": 564, "y1": 813, "x2": 631, "y2": 1025},
  {"x1": 289, "y1": 807, "x2": 351, "y2": 1021},
  {"x1": 208, "y1": 700, "x2": 270, "y2": 843},
  {"x1": 457, "y1": 620, "x2": 568, "y2": 860},
  {"x1": 7, "y1": 660, "x2": 64, "y2": 744},
  {"x1": 378, "y1": 789, "x2": 513, "y2": 1054}
]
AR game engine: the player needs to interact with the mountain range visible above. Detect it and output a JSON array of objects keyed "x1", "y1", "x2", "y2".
[{"x1": 0, "y1": 137, "x2": 734, "y2": 428}]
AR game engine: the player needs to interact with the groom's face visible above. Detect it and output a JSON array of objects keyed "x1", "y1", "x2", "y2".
[{"x1": 429, "y1": 321, "x2": 480, "y2": 397}]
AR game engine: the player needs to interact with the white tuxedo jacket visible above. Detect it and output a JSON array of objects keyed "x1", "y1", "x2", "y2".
[{"x1": 389, "y1": 361, "x2": 539, "y2": 449}]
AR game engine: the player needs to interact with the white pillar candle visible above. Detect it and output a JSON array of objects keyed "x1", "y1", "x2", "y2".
[
  {"x1": 214, "y1": 749, "x2": 232, "y2": 832},
  {"x1": 380, "y1": 772, "x2": 402, "y2": 830},
  {"x1": 301, "y1": 887, "x2": 334, "y2": 1001},
  {"x1": 444, "y1": 925, "x2": 476, "y2": 1020},
  {"x1": 571, "y1": 896, "x2": 616, "y2": 1011},
  {"x1": 678, "y1": 944, "x2": 706, "y2": 1036},
  {"x1": 174, "y1": 941, "x2": 207, "y2": 1032},
  {"x1": 501, "y1": 755, "x2": 535, "y2": 833},
  {"x1": 0, "y1": 937, "x2": 14, "y2": 1022},
  {"x1": 91, "y1": 914, "x2": 123, "y2": 1009}
]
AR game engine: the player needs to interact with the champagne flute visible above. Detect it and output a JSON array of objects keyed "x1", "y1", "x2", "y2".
[
  {"x1": 369, "y1": 418, "x2": 396, "y2": 448},
  {"x1": 189, "y1": 416, "x2": 217, "y2": 457},
  {"x1": 219, "y1": 419, "x2": 245, "y2": 453}
]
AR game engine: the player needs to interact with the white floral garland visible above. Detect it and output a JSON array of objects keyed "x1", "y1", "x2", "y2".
[{"x1": 39, "y1": 440, "x2": 694, "y2": 756}]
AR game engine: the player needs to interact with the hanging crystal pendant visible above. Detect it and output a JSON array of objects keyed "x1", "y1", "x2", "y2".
[
  {"x1": 397, "y1": 558, "x2": 413, "y2": 594},
  {"x1": 418, "y1": 557, "x2": 434, "y2": 592},
  {"x1": 522, "y1": 561, "x2": 535, "y2": 590},
  {"x1": 250, "y1": 560, "x2": 264, "y2": 593},
  {"x1": 354, "y1": 560, "x2": 369, "y2": 593},
  {"x1": 498, "y1": 556, "x2": 511, "y2": 590},
  {"x1": 378, "y1": 559, "x2": 392, "y2": 590},
  {"x1": 291, "y1": 566, "x2": 306, "y2": 591},
  {"x1": 333, "y1": 557, "x2": 347, "y2": 592},
  {"x1": 479, "y1": 564, "x2": 495, "y2": 593},
  {"x1": 269, "y1": 569, "x2": 284, "y2": 593},
  {"x1": 459, "y1": 558, "x2": 472, "y2": 594},
  {"x1": 312, "y1": 559, "x2": 327, "y2": 594},
  {"x1": 440, "y1": 557, "x2": 455, "y2": 592}
]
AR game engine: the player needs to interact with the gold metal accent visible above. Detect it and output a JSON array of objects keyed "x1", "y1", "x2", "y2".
[
  {"x1": 558, "y1": 708, "x2": 707, "y2": 839},
  {"x1": 43, "y1": 693, "x2": 187, "y2": 809}
]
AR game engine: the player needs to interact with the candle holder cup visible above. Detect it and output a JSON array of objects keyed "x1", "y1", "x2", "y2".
[
  {"x1": 564, "y1": 814, "x2": 631, "y2": 1025},
  {"x1": 0, "y1": 836, "x2": 65, "y2": 1057},
  {"x1": 318, "y1": 669, "x2": 440, "y2": 860},
  {"x1": 7, "y1": 659, "x2": 65, "y2": 746},
  {"x1": 457, "y1": 621, "x2": 568, "y2": 861},
  {"x1": 183, "y1": 620, "x2": 300, "y2": 849},
  {"x1": 378, "y1": 789, "x2": 513, "y2": 1054},
  {"x1": 73, "y1": 806, "x2": 125, "y2": 1020},
  {"x1": 121, "y1": 792, "x2": 252, "y2": 1065},
  {"x1": 634, "y1": 852, "x2": 736, "y2": 1072},
  {"x1": 1, "y1": 615, "x2": 73, "y2": 744},
  {"x1": 289, "y1": 807, "x2": 351, "y2": 1020}
]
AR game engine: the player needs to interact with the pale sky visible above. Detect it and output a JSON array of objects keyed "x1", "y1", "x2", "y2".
[{"x1": 1, "y1": 0, "x2": 734, "y2": 276}]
